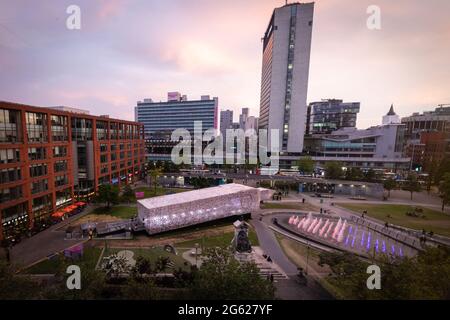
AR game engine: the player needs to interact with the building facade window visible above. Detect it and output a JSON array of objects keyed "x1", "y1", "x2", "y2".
[
  {"x1": 26, "y1": 112, "x2": 48, "y2": 143},
  {"x1": 1, "y1": 203, "x2": 28, "y2": 234},
  {"x1": 51, "y1": 115, "x2": 68, "y2": 141},
  {"x1": 28, "y1": 147, "x2": 47, "y2": 161},
  {"x1": 55, "y1": 174, "x2": 69, "y2": 187},
  {"x1": 100, "y1": 143, "x2": 108, "y2": 152},
  {"x1": 53, "y1": 145, "x2": 67, "y2": 158},
  {"x1": 32, "y1": 194, "x2": 52, "y2": 221},
  {"x1": 96, "y1": 121, "x2": 108, "y2": 140},
  {"x1": 56, "y1": 188, "x2": 72, "y2": 207},
  {"x1": 54, "y1": 160, "x2": 68, "y2": 173},
  {"x1": 0, "y1": 167, "x2": 21, "y2": 184},
  {"x1": 0, "y1": 148, "x2": 20, "y2": 164},
  {"x1": 0, "y1": 108, "x2": 22, "y2": 143},
  {"x1": 29, "y1": 163, "x2": 48, "y2": 178},
  {"x1": 71, "y1": 118, "x2": 93, "y2": 141},
  {"x1": 30, "y1": 179, "x2": 48, "y2": 194},
  {"x1": 100, "y1": 154, "x2": 108, "y2": 163},
  {"x1": 0, "y1": 185, "x2": 22, "y2": 202}
]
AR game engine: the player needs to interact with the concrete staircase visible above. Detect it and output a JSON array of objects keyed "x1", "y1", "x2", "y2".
[{"x1": 235, "y1": 251, "x2": 288, "y2": 281}]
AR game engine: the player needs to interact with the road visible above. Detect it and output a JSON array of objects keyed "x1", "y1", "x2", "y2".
[{"x1": 10, "y1": 205, "x2": 95, "y2": 270}]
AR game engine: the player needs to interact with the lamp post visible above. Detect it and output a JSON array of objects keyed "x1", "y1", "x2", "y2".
[{"x1": 195, "y1": 243, "x2": 199, "y2": 268}]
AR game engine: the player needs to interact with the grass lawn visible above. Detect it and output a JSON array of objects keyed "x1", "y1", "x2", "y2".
[
  {"x1": 90, "y1": 206, "x2": 138, "y2": 219},
  {"x1": 134, "y1": 186, "x2": 188, "y2": 199},
  {"x1": 175, "y1": 227, "x2": 259, "y2": 249},
  {"x1": 339, "y1": 203, "x2": 450, "y2": 237},
  {"x1": 261, "y1": 202, "x2": 319, "y2": 211},
  {"x1": 103, "y1": 246, "x2": 189, "y2": 271},
  {"x1": 25, "y1": 246, "x2": 102, "y2": 274}
]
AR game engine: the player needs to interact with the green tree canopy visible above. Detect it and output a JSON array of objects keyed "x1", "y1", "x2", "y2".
[
  {"x1": 383, "y1": 178, "x2": 397, "y2": 198},
  {"x1": 324, "y1": 161, "x2": 344, "y2": 180},
  {"x1": 95, "y1": 184, "x2": 120, "y2": 209},
  {"x1": 439, "y1": 172, "x2": 450, "y2": 211},
  {"x1": 189, "y1": 247, "x2": 275, "y2": 300},
  {"x1": 297, "y1": 156, "x2": 314, "y2": 174},
  {"x1": 403, "y1": 173, "x2": 422, "y2": 200}
]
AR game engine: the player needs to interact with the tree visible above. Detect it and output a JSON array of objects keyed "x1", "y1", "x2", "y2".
[
  {"x1": 438, "y1": 172, "x2": 450, "y2": 211},
  {"x1": 345, "y1": 167, "x2": 363, "y2": 181},
  {"x1": 403, "y1": 173, "x2": 422, "y2": 200},
  {"x1": 324, "y1": 162, "x2": 343, "y2": 179},
  {"x1": 190, "y1": 247, "x2": 275, "y2": 300},
  {"x1": 383, "y1": 178, "x2": 397, "y2": 198},
  {"x1": 148, "y1": 167, "x2": 162, "y2": 192},
  {"x1": 297, "y1": 156, "x2": 314, "y2": 174},
  {"x1": 434, "y1": 157, "x2": 450, "y2": 185},
  {"x1": 364, "y1": 168, "x2": 376, "y2": 182},
  {"x1": 319, "y1": 246, "x2": 450, "y2": 299},
  {"x1": 95, "y1": 184, "x2": 119, "y2": 209},
  {"x1": 121, "y1": 184, "x2": 134, "y2": 203}
]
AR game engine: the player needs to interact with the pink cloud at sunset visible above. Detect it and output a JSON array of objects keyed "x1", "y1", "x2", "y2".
[{"x1": 0, "y1": 0, "x2": 449, "y2": 128}]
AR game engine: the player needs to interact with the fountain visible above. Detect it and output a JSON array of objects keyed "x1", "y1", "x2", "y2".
[
  {"x1": 337, "y1": 220, "x2": 347, "y2": 243},
  {"x1": 319, "y1": 219, "x2": 329, "y2": 237},
  {"x1": 332, "y1": 218, "x2": 342, "y2": 240},
  {"x1": 312, "y1": 218, "x2": 323, "y2": 234},
  {"x1": 307, "y1": 218, "x2": 318, "y2": 233},
  {"x1": 324, "y1": 222, "x2": 334, "y2": 238}
]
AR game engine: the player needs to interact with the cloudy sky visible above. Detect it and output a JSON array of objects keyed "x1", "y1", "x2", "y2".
[{"x1": 0, "y1": 0, "x2": 449, "y2": 128}]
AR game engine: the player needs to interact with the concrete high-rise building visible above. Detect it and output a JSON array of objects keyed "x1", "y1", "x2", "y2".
[
  {"x1": 239, "y1": 108, "x2": 249, "y2": 129},
  {"x1": 220, "y1": 110, "x2": 234, "y2": 137},
  {"x1": 258, "y1": 2, "x2": 314, "y2": 153},
  {"x1": 135, "y1": 92, "x2": 218, "y2": 139},
  {"x1": 306, "y1": 99, "x2": 360, "y2": 134}
]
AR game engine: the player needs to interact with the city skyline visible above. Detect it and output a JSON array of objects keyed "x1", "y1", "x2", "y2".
[{"x1": 1, "y1": 0, "x2": 450, "y2": 129}]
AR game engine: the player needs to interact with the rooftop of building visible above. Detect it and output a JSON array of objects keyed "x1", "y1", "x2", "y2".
[
  {"x1": 0, "y1": 100, "x2": 141, "y2": 125},
  {"x1": 137, "y1": 183, "x2": 256, "y2": 209}
]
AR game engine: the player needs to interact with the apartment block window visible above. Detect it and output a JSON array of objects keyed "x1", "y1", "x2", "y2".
[
  {"x1": 100, "y1": 165, "x2": 109, "y2": 175},
  {"x1": 31, "y1": 179, "x2": 48, "y2": 194},
  {"x1": 55, "y1": 174, "x2": 68, "y2": 187},
  {"x1": 111, "y1": 163, "x2": 118, "y2": 172},
  {"x1": 53, "y1": 145, "x2": 67, "y2": 158},
  {"x1": 120, "y1": 161, "x2": 125, "y2": 169},
  {"x1": 28, "y1": 147, "x2": 47, "y2": 161},
  {"x1": 71, "y1": 118, "x2": 93, "y2": 141},
  {"x1": 120, "y1": 152, "x2": 125, "y2": 160},
  {"x1": 119, "y1": 143, "x2": 124, "y2": 150},
  {"x1": 54, "y1": 160, "x2": 68, "y2": 173},
  {"x1": 111, "y1": 153, "x2": 117, "y2": 161},
  {"x1": 0, "y1": 167, "x2": 21, "y2": 184},
  {"x1": 118, "y1": 123, "x2": 125, "y2": 139},
  {"x1": 29, "y1": 163, "x2": 48, "y2": 178},
  {"x1": 111, "y1": 144, "x2": 117, "y2": 152},
  {"x1": 0, "y1": 185, "x2": 22, "y2": 202},
  {"x1": 0, "y1": 148, "x2": 20, "y2": 164},
  {"x1": 100, "y1": 154, "x2": 108, "y2": 163},
  {"x1": 1, "y1": 202, "x2": 27, "y2": 226},
  {"x1": 56, "y1": 188, "x2": 71, "y2": 207},
  {"x1": 110, "y1": 122, "x2": 118, "y2": 140},
  {"x1": 51, "y1": 115, "x2": 68, "y2": 141},
  {"x1": 32, "y1": 194, "x2": 52, "y2": 221},
  {"x1": 98, "y1": 176, "x2": 108, "y2": 185},
  {"x1": 0, "y1": 108, "x2": 22, "y2": 143},
  {"x1": 127, "y1": 160, "x2": 132, "y2": 167},
  {"x1": 26, "y1": 112, "x2": 48, "y2": 143},
  {"x1": 96, "y1": 121, "x2": 108, "y2": 140},
  {"x1": 100, "y1": 144, "x2": 108, "y2": 152}
]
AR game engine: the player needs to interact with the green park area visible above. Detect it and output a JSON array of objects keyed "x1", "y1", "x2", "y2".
[
  {"x1": 24, "y1": 246, "x2": 103, "y2": 274},
  {"x1": 103, "y1": 246, "x2": 190, "y2": 271},
  {"x1": 261, "y1": 202, "x2": 319, "y2": 211},
  {"x1": 133, "y1": 186, "x2": 188, "y2": 199},
  {"x1": 175, "y1": 227, "x2": 259, "y2": 249},
  {"x1": 339, "y1": 203, "x2": 450, "y2": 237},
  {"x1": 91, "y1": 206, "x2": 137, "y2": 219}
]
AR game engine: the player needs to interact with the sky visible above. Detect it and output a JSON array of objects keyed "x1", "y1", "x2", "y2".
[{"x1": 0, "y1": 0, "x2": 449, "y2": 129}]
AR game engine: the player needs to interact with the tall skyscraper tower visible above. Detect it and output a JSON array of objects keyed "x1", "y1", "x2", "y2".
[{"x1": 258, "y1": 2, "x2": 314, "y2": 153}]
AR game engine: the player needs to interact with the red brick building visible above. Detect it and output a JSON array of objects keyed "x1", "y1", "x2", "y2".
[{"x1": 0, "y1": 101, "x2": 145, "y2": 241}]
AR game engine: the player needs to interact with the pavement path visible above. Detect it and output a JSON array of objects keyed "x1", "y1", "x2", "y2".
[{"x1": 10, "y1": 205, "x2": 97, "y2": 270}]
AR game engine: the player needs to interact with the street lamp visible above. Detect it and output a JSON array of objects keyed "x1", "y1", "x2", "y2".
[{"x1": 195, "y1": 243, "x2": 199, "y2": 268}]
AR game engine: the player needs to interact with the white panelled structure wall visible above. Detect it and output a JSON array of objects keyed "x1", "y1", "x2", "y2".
[{"x1": 137, "y1": 183, "x2": 273, "y2": 235}]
